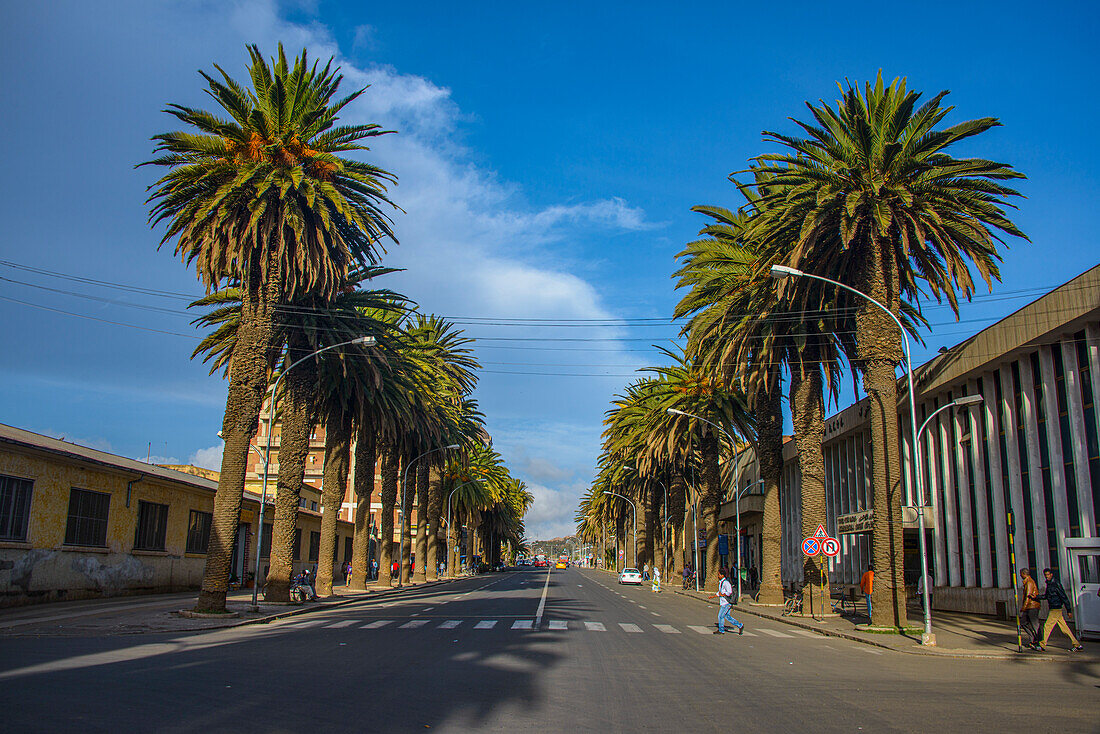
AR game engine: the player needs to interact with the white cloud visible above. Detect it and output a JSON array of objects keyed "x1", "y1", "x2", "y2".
[
  {"x1": 189, "y1": 444, "x2": 224, "y2": 471},
  {"x1": 143, "y1": 454, "x2": 182, "y2": 465}
]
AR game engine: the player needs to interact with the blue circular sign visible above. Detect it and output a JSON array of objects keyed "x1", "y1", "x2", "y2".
[{"x1": 802, "y1": 537, "x2": 820, "y2": 556}]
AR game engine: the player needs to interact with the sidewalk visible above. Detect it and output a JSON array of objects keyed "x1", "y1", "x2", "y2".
[
  {"x1": 671, "y1": 585, "x2": 1100, "y2": 663},
  {"x1": 0, "y1": 577, "x2": 457, "y2": 638}
]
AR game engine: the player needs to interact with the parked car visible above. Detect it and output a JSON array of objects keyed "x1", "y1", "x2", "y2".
[{"x1": 618, "y1": 568, "x2": 642, "y2": 585}]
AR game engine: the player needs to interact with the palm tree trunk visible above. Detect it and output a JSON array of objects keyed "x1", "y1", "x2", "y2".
[
  {"x1": 792, "y1": 359, "x2": 831, "y2": 614},
  {"x1": 756, "y1": 373, "x2": 786, "y2": 605},
  {"x1": 350, "y1": 418, "x2": 376, "y2": 591},
  {"x1": 700, "y1": 430, "x2": 722, "y2": 591},
  {"x1": 400, "y1": 452, "x2": 412, "y2": 583},
  {"x1": 668, "y1": 473, "x2": 686, "y2": 580},
  {"x1": 858, "y1": 234, "x2": 908, "y2": 628},
  {"x1": 637, "y1": 484, "x2": 651, "y2": 574},
  {"x1": 413, "y1": 460, "x2": 429, "y2": 583},
  {"x1": 316, "y1": 407, "x2": 351, "y2": 596},
  {"x1": 196, "y1": 270, "x2": 279, "y2": 613},
  {"x1": 426, "y1": 466, "x2": 442, "y2": 581},
  {"x1": 378, "y1": 440, "x2": 398, "y2": 586},
  {"x1": 266, "y1": 333, "x2": 317, "y2": 602}
]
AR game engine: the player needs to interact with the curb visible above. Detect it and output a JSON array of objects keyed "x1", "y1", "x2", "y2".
[{"x1": 667, "y1": 587, "x2": 1065, "y2": 662}]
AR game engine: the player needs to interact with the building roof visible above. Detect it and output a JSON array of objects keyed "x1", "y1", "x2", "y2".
[
  {"x1": 0, "y1": 422, "x2": 220, "y2": 493},
  {"x1": 915, "y1": 262, "x2": 1100, "y2": 396}
]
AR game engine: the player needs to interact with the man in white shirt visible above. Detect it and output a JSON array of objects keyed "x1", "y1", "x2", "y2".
[{"x1": 709, "y1": 567, "x2": 744, "y2": 635}]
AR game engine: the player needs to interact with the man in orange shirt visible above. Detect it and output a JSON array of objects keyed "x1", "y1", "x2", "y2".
[{"x1": 860, "y1": 566, "x2": 874, "y2": 620}]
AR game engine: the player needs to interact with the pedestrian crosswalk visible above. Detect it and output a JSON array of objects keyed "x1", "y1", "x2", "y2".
[{"x1": 294, "y1": 616, "x2": 827, "y2": 638}]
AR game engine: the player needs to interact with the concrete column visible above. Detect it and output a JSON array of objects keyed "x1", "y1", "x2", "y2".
[
  {"x1": 1038, "y1": 345, "x2": 1072, "y2": 573},
  {"x1": 1087, "y1": 325, "x2": 1100, "y2": 445},
  {"x1": 924, "y1": 400, "x2": 948, "y2": 585},
  {"x1": 938, "y1": 411, "x2": 962, "y2": 586},
  {"x1": 966, "y1": 380, "x2": 993, "y2": 588},
  {"x1": 981, "y1": 372, "x2": 1011, "y2": 588},
  {"x1": 1018, "y1": 355, "x2": 1051, "y2": 574},
  {"x1": 953, "y1": 397, "x2": 977, "y2": 587},
  {"x1": 999, "y1": 364, "x2": 1030, "y2": 573},
  {"x1": 1061, "y1": 338, "x2": 1097, "y2": 541}
]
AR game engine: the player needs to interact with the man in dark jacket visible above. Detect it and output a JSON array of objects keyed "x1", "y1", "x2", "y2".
[{"x1": 1030, "y1": 568, "x2": 1084, "y2": 652}]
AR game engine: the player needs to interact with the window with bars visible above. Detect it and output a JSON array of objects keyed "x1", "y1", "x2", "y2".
[
  {"x1": 293, "y1": 529, "x2": 301, "y2": 560},
  {"x1": 308, "y1": 531, "x2": 320, "y2": 563},
  {"x1": 186, "y1": 510, "x2": 212, "y2": 554},
  {"x1": 260, "y1": 522, "x2": 273, "y2": 559},
  {"x1": 0, "y1": 474, "x2": 33, "y2": 541},
  {"x1": 64, "y1": 488, "x2": 110, "y2": 547},
  {"x1": 134, "y1": 501, "x2": 169, "y2": 551}
]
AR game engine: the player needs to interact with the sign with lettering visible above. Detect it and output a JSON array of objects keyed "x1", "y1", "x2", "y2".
[{"x1": 837, "y1": 510, "x2": 873, "y2": 535}]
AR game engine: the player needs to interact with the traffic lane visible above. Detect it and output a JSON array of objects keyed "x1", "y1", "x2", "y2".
[
  {"x1": 0, "y1": 569, "x2": 580, "y2": 733},
  {"x1": 574, "y1": 569, "x2": 1098, "y2": 730}
]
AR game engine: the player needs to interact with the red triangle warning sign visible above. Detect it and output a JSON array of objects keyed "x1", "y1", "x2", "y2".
[{"x1": 812, "y1": 524, "x2": 829, "y2": 539}]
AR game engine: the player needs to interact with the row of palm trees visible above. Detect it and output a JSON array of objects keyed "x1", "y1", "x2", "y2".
[
  {"x1": 144, "y1": 45, "x2": 530, "y2": 612},
  {"x1": 578, "y1": 74, "x2": 1026, "y2": 628}
]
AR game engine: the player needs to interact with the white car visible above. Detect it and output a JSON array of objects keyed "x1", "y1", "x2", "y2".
[{"x1": 619, "y1": 568, "x2": 642, "y2": 585}]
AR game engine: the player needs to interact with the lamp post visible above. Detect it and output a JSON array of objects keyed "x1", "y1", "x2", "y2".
[
  {"x1": 604, "y1": 490, "x2": 637, "y2": 570},
  {"x1": 668, "y1": 408, "x2": 740, "y2": 599},
  {"x1": 252, "y1": 335, "x2": 375, "y2": 611},
  {"x1": 398, "y1": 444, "x2": 460, "y2": 587},
  {"x1": 771, "y1": 264, "x2": 934, "y2": 643}
]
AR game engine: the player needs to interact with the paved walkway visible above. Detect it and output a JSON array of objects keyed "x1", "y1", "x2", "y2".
[
  {"x1": 670, "y1": 585, "x2": 1099, "y2": 662},
  {"x1": 0, "y1": 578, "x2": 458, "y2": 637}
]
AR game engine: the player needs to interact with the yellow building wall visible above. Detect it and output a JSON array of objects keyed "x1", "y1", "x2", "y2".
[{"x1": 0, "y1": 444, "x2": 357, "y2": 607}]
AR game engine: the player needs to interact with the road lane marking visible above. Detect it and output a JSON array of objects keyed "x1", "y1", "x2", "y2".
[
  {"x1": 790, "y1": 629, "x2": 822, "y2": 638},
  {"x1": 654, "y1": 624, "x2": 680, "y2": 634},
  {"x1": 474, "y1": 620, "x2": 497, "y2": 629},
  {"x1": 548, "y1": 620, "x2": 568, "y2": 630},
  {"x1": 362, "y1": 620, "x2": 392, "y2": 629},
  {"x1": 759, "y1": 629, "x2": 794, "y2": 638},
  {"x1": 290, "y1": 620, "x2": 326, "y2": 628},
  {"x1": 584, "y1": 622, "x2": 606, "y2": 631},
  {"x1": 511, "y1": 620, "x2": 533, "y2": 630},
  {"x1": 400, "y1": 620, "x2": 428, "y2": 629},
  {"x1": 438, "y1": 620, "x2": 462, "y2": 629},
  {"x1": 688, "y1": 625, "x2": 712, "y2": 634},
  {"x1": 421, "y1": 607, "x2": 435, "y2": 612},
  {"x1": 650, "y1": 612, "x2": 660, "y2": 616},
  {"x1": 534, "y1": 565, "x2": 552, "y2": 628},
  {"x1": 326, "y1": 620, "x2": 356, "y2": 628},
  {"x1": 619, "y1": 623, "x2": 643, "y2": 633}
]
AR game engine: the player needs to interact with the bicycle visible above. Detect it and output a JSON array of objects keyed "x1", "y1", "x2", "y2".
[
  {"x1": 682, "y1": 572, "x2": 697, "y2": 590},
  {"x1": 782, "y1": 595, "x2": 803, "y2": 616}
]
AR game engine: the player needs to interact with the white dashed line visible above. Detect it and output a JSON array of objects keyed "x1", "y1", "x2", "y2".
[
  {"x1": 474, "y1": 620, "x2": 497, "y2": 630},
  {"x1": 619, "y1": 623, "x2": 643, "y2": 633},
  {"x1": 361, "y1": 620, "x2": 391, "y2": 629},
  {"x1": 585, "y1": 621, "x2": 607, "y2": 631},
  {"x1": 759, "y1": 629, "x2": 794, "y2": 638},
  {"x1": 399, "y1": 620, "x2": 428, "y2": 629},
  {"x1": 654, "y1": 624, "x2": 680, "y2": 634}
]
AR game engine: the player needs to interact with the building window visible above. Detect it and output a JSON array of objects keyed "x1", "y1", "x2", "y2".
[
  {"x1": 308, "y1": 531, "x2": 320, "y2": 563},
  {"x1": 134, "y1": 501, "x2": 169, "y2": 551},
  {"x1": 186, "y1": 510, "x2": 212, "y2": 554},
  {"x1": 64, "y1": 488, "x2": 110, "y2": 547},
  {"x1": 260, "y1": 523, "x2": 273, "y2": 559},
  {"x1": 293, "y1": 529, "x2": 302, "y2": 560},
  {"x1": 344, "y1": 536, "x2": 353, "y2": 564},
  {"x1": 0, "y1": 474, "x2": 33, "y2": 541}
]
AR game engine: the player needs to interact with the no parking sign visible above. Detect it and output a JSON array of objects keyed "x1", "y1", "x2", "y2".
[{"x1": 802, "y1": 524, "x2": 840, "y2": 557}]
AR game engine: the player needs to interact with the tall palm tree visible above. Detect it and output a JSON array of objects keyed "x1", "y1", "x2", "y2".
[
  {"x1": 751, "y1": 74, "x2": 1026, "y2": 626},
  {"x1": 144, "y1": 45, "x2": 400, "y2": 612},
  {"x1": 189, "y1": 269, "x2": 405, "y2": 600}
]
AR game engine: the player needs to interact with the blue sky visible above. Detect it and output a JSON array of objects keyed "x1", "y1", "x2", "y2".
[{"x1": 1, "y1": 1, "x2": 1097, "y2": 538}]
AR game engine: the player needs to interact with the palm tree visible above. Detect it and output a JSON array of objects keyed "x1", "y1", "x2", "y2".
[
  {"x1": 189, "y1": 270, "x2": 405, "y2": 600},
  {"x1": 144, "y1": 45, "x2": 400, "y2": 612},
  {"x1": 751, "y1": 74, "x2": 1026, "y2": 626}
]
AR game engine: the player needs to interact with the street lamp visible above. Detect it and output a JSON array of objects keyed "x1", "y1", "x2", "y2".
[
  {"x1": 771, "y1": 264, "x2": 935, "y2": 643},
  {"x1": 397, "y1": 443, "x2": 460, "y2": 587},
  {"x1": 604, "y1": 490, "x2": 637, "y2": 571},
  {"x1": 251, "y1": 335, "x2": 375, "y2": 611},
  {"x1": 667, "y1": 408, "x2": 741, "y2": 599}
]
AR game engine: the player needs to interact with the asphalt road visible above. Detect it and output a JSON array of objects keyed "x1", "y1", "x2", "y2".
[{"x1": 0, "y1": 567, "x2": 1096, "y2": 733}]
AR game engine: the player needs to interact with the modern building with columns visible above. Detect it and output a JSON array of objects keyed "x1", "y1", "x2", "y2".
[{"x1": 764, "y1": 263, "x2": 1100, "y2": 615}]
